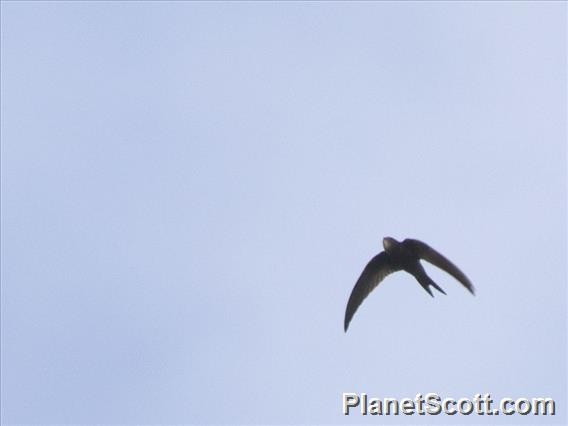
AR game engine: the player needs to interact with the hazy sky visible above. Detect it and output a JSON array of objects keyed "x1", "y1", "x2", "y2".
[{"x1": 1, "y1": 2, "x2": 566, "y2": 425}]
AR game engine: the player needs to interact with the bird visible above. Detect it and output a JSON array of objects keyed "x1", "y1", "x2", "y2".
[{"x1": 344, "y1": 237, "x2": 474, "y2": 332}]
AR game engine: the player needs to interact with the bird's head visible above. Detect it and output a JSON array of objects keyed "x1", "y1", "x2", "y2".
[{"x1": 382, "y1": 237, "x2": 399, "y2": 253}]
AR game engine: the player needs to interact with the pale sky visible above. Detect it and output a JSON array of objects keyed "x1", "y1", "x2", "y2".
[{"x1": 1, "y1": 2, "x2": 566, "y2": 424}]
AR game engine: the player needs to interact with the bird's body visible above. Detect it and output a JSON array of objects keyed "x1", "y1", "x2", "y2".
[{"x1": 344, "y1": 237, "x2": 474, "y2": 332}]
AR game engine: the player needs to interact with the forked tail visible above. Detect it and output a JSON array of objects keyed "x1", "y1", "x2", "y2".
[{"x1": 414, "y1": 267, "x2": 447, "y2": 297}]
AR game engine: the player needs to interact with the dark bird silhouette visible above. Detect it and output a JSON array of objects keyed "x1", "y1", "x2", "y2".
[{"x1": 344, "y1": 237, "x2": 474, "y2": 332}]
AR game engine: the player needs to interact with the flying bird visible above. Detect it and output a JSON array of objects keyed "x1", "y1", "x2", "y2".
[{"x1": 344, "y1": 237, "x2": 474, "y2": 332}]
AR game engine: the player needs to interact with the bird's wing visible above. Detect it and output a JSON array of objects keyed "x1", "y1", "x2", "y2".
[
  {"x1": 344, "y1": 252, "x2": 398, "y2": 332},
  {"x1": 404, "y1": 239, "x2": 475, "y2": 295}
]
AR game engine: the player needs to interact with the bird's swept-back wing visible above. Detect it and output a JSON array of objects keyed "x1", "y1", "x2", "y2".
[
  {"x1": 404, "y1": 239, "x2": 475, "y2": 295},
  {"x1": 344, "y1": 252, "x2": 398, "y2": 332}
]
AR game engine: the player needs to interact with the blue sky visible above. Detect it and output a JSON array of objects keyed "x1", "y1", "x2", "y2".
[{"x1": 1, "y1": 2, "x2": 566, "y2": 424}]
